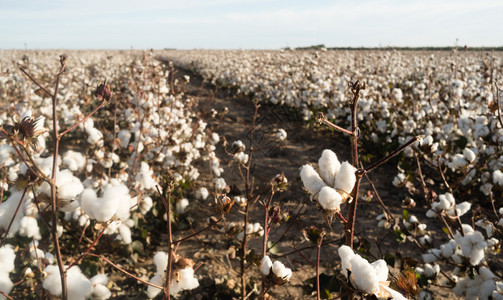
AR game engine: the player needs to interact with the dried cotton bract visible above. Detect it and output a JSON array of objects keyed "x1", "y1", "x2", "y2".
[{"x1": 300, "y1": 149, "x2": 356, "y2": 214}]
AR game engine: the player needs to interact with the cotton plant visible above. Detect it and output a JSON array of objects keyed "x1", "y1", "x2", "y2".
[
  {"x1": 147, "y1": 252, "x2": 199, "y2": 298},
  {"x1": 300, "y1": 149, "x2": 356, "y2": 214}
]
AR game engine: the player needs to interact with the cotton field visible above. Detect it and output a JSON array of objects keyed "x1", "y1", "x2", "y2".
[{"x1": 0, "y1": 49, "x2": 502, "y2": 299}]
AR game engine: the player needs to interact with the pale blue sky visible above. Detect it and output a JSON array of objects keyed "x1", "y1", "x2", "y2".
[{"x1": 1, "y1": 0, "x2": 502, "y2": 49}]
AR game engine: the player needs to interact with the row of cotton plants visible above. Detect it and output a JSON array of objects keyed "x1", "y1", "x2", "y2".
[
  {"x1": 0, "y1": 50, "x2": 231, "y2": 299},
  {"x1": 164, "y1": 49, "x2": 503, "y2": 299}
]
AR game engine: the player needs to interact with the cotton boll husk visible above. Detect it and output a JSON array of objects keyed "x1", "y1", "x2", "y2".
[
  {"x1": 261, "y1": 256, "x2": 272, "y2": 275},
  {"x1": 147, "y1": 274, "x2": 163, "y2": 298},
  {"x1": 0, "y1": 245, "x2": 15, "y2": 273},
  {"x1": 118, "y1": 223, "x2": 132, "y2": 244},
  {"x1": 0, "y1": 191, "x2": 26, "y2": 237},
  {"x1": 300, "y1": 164, "x2": 326, "y2": 196},
  {"x1": 19, "y1": 216, "x2": 41, "y2": 240},
  {"x1": 318, "y1": 149, "x2": 340, "y2": 186},
  {"x1": 0, "y1": 272, "x2": 13, "y2": 299},
  {"x1": 334, "y1": 162, "x2": 356, "y2": 194},
  {"x1": 318, "y1": 186, "x2": 342, "y2": 211}
]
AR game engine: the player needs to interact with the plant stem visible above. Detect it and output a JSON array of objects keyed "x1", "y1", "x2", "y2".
[
  {"x1": 316, "y1": 233, "x2": 324, "y2": 300},
  {"x1": 50, "y1": 56, "x2": 68, "y2": 300}
]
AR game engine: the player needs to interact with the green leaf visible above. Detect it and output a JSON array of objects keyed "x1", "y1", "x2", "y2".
[{"x1": 402, "y1": 209, "x2": 409, "y2": 220}]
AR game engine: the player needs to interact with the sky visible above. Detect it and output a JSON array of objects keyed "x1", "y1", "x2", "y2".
[{"x1": 1, "y1": 0, "x2": 502, "y2": 49}]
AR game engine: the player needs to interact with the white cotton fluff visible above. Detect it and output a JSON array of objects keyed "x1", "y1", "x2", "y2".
[
  {"x1": 493, "y1": 170, "x2": 503, "y2": 186},
  {"x1": 118, "y1": 129, "x2": 132, "y2": 147},
  {"x1": 300, "y1": 164, "x2": 326, "y2": 195},
  {"x1": 261, "y1": 256, "x2": 273, "y2": 275},
  {"x1": 62, "y1": 150, "x2": 86, "y2": 171},
  {"x1": 90, "y1": 274, "x2": 111, "y2": 300},
  {"x1": 338, "y1": 245, "x2": 390, "y2": 295},
  {"x1": 0, "y1": 245, "x2": 15, "y2": 273},
  {"x1": 43, "y1": 265, "x2": 92, "y2": 300},
  {"x1": 214, "y1": 178, "x2": 227, "y2": 191},
  {"x1": 392, "y1": 173, "x2": 406, "y2": 187},
  {"x1": 37, "y1": 169, "x2": 84, "y2": 211},
  {"x1": 318, "y1": 186, "x2": 342, "y2": 211},
  {"x1": 135, "y1": 162, "x2": 157, "y2": 191},
  {"x1": 176, "y1": 198, "x2": 189, "y2": 214},
  {"x1": 318, "y1": 149, "x2": 341, "y2": 187},
  {"x1": 0, "y1": 191, "x2": 26, "y2": 237},
  {"x1": 0, "y1": 272, "x2": 14, "y2": 299},
  {"x1": 140, "y1": 196, "x2": 153, "y2": 214},
  {"x1": 272, "y1": 260, "x2": 292, "y2": 281},
  {"x1": 118, "y1": 223, "x2": 132, "y2": 244},
  {"x1": 276, "y1": 128, "x2": 287, "y2": 141},
  {"x1": 19, "y1": 216, "x2": 41, "y2": 240},
  {"x1": 147, "y1": 274, "x2": 163, "y2": 298},
  {"x1": 449, "y1": 201, "x2": 471, "y2": 217},
  {"x1": 86, "y1": 127, "x2": 103, "y2": 146},
  {"x1": 80, "y1": 182, "x2": 131, "y2": 222},
  {"x1": 195, "y1": 187, "x2": 209, "y2": 201},
  {"x1": 448, "y1": 154, "x2": 467, "y2": 170},
  {"x1": 334, "y1": 162, "x2": 357, "y2": 194},
  {"x1": 463, "y1": 148, "x2": 476, "y2": 163},
  {"x1": 235, "y1": 152, "x2": 249, "y2": 164},
  {"x1": 170, "y1": 267, "x2": 199, "y2": 296}
]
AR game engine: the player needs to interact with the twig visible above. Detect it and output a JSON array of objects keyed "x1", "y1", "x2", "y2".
[
  {"x1": 316, "y1": 233, "x2": 325, "y2": 300},
  {"x1": 19, "y1": 67, "x2": 53, "y2": 98},
  {"x1": 86, "y1": 253, "x2": 164, "y2": 289},
  {"x1": 364, "y1": 136, "x2": 419, "y2": 173}
]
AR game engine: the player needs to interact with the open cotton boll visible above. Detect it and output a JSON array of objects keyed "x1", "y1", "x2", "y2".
[
  {"x1": 195, "y1": 187, "x2": 209, "y2": 201},
  {"x1": 62, "y1": 150, "x2": 86, "y2": 171},
  {"x1": 272, "y1": 261, "x2": 292, "y2": 281},
  {"x1": 0, "y1": 191, "x2": 26, "y2": 237},
  {"x1": 334, "y1": 162, "x2": 356, "y2": 194},
  {"x1": 463, "y1": 148, "x2": 476, "y2": 163},
  {"x1": 80, "y1": 188, "x2": 98, "y2": 219},
  {"x1": 450, "y1": 201, "x2": 471, "y2": 217},
  {"x1": 318, "y1": 149, "x2": 341, "y2": 186},
  {"x1": 0, "y1": 245, "x2": 15, "y2": 273},
  {"x1": 176, "y1": 198, "x2": 189, "y2": 214},
  {"x1": 493, "y1": 170, "x2": 503, "y2": 186},
  {"x1": 318, "y1": 186, "x2": 342, "y2": 211},
  {"x1": 19, "y1": 216, "x2": 41, "y2": 240},
  {"x1": 117, "y1": 129, "x2": 132, "y2": 147},
  {"x1": 172, "y1": 267, "x2": 200, "y2": 296},
  {"x1": 153, "y1": 251, "x2": 168, "y2": 275},
  {"x1": 300, "y1": 164, "x2": 326, "y2": 195},
  {"x1": 214, "y1": 177, "x2": 227, "y2": 191},
  {"x1": 86, "y1": 127, "x2": 104, "y2": 146},
  {"x1": 147, "y1": 274, "x2": 163, "y2": 298},
  {"x1": 102, "y1": 182, "x2": 132, "y2": 221},
  {"x1": 140, "y1": 196, "x2": 153, "y2": 214},
  {"x1": 43, "y1": 265, "x2": 93, "y2": 300},
  {"x1": 0, "y1": 272, "x2": 13, "y2": 299},
  {"x1": 261, "y1": 256, "x2": 273, "y2": 275},
  {"x1": 118, "y1": 223, "x2": 132, "y2": 244}
]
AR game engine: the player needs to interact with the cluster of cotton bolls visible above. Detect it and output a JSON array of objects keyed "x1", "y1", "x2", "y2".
[
  {"x1": 338, "y1": 245, "x2": 406, "y2": 299},
  {"x1": 147, "y1": 252, "x2": 199, "y2": 298},
  {"x1": 425, "y1": 192, "x2": 472, "y2": 218},
  {"x1": 300, "y1": 149, "x2": 356, "y2": 213},
  {"x1": 43, "y1": 265, "x2": 111, "y2": 300}
]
